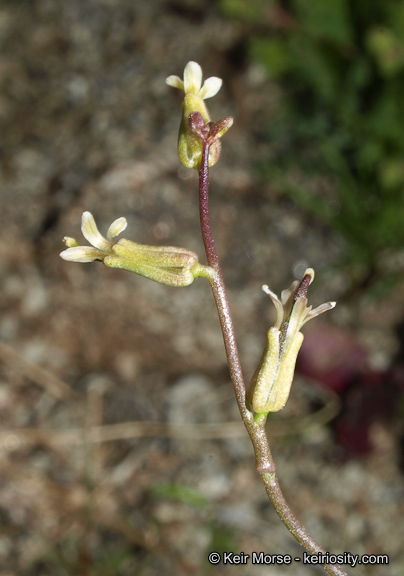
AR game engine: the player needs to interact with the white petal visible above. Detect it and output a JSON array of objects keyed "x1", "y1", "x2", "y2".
[
  {"x1": 280, "y1": 280, "x2": 299, "y2": 320},
  {"x1": 81, "y1": 212, "x2": 112, "y2": 251},
  {"x1": 262, "y1": 284, "x2": 284, "y2": 329},
  {"x1": 281, "y1": 280, "x2": 299, "y2": 306},
  {"x1": 303, "y1": 268, "x2": 315, "y2": 284},
  {"x1": 302, "y1": 301, "x2": 336, "y2": 326},
  {"x1": 199, "y1": 77, "x2": 222, "y2": 99},
  {"x1": 282, "y1": 297, "x2": 309, "y2": 354},
  {"x1": 165, "y1": 75, "x2": 184, "y2": 91},
  {"x1": 183, "y1": 61, "x2": 202, "y2": 95},
  {"x1": 60, "y1": 246, "x2": 106, "y2": 263},
  {"x1": 107, "y1": 217, "x2": 127, "y2": 240}
]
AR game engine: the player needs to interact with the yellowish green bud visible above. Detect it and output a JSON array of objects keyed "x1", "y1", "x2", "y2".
[
  {"x1": 247, "y1": 270, "x2": 336, "y2": 414},
  {"x1": 60, "y1": 212, "x2": 211, "y2": 287}
]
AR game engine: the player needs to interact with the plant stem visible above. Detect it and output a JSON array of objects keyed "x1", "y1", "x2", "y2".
[
  {"x1": 198, "y1": 142, "x2": 249, "y2": 422},
  {"x1": 198, "y1": 141, "x2": 347, "y2": 576}
]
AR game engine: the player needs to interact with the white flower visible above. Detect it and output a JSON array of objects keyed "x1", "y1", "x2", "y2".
[
  {"x1": 60, "y1": 211, "x2": 204, "y2": 287},
  {"x1": 60, "y1": 211, "x2": 127, "y2": 262},
  {"x1": 166, "y1": 61, "x2": 225, "y2": 169},
  {"x1": 166, "y1": 61, "x2": 222, "y2": 99},
  {"x1": 262, "y1": 268, "x2": 336, "y2": 357},
  {"x1": 248, "y1": 269, "x2": 336, "y2": 414}
]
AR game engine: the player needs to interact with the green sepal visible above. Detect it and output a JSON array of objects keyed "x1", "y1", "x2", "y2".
[{"x1": 102, "y1": 239, "x2": 208, "y2": 287}]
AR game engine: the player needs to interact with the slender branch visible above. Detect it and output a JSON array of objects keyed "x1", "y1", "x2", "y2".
[
  {"x1": 198, "y1": 141, "x2": 248, "y2": 418},
  {"x1": 262, "y1": 473, "x2": 348, "y2": 576},
  {"x1": 197, "y1": 140, "x2": 347, "y2": 576}
]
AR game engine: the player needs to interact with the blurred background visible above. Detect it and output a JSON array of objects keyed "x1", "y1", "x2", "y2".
[{"x1": 0, "y1": 0, "x2": 404, "y2": 574}]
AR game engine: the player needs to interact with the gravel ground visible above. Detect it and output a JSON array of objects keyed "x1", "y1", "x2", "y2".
[{"x1": 0, "y1": 1, "x2": 403, "y2": 575}]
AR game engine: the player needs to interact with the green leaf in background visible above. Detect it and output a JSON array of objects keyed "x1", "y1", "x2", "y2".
[
  {"x1": 292, "y1": 0, "x2": 353, "y2": 46},
  {"x1": 148, "y1": 483, "x2": 209, "y2": 509},
  {"x1": 250, "y1": 37, "x2": 294, "y2": 78},
  {"x1": 366, "y1": 27, "x2": 404, "y2": 77},
  {"x1": 379, "y1": 159, "x2": 404, "y2": 189},
  {"x1": 219, "y1": 0, "x2": 269, "y2": 23},
  {"x1": 389, "y1": 2, "x2": 404, "y2": 42},
  {"x1": 206, "y1": 524, "x2": 238, "y2": 569},
  {"x1": 289, "y1": 36, "x2": 342, "y2": 102},
  {"x1": 221, "y1": 0, "x2": 404, "y2": 296}
]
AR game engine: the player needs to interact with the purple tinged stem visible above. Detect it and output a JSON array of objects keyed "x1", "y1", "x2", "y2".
[{"x1": 197, "y1": 141, "x2": 347, "y2": 576}]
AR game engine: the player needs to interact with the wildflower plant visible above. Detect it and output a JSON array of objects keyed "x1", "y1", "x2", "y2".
[{"x1": 61, "y1": 62, "x2": 345, "y2": 576}]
